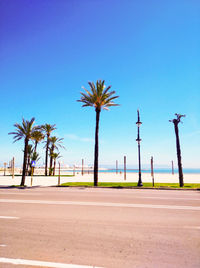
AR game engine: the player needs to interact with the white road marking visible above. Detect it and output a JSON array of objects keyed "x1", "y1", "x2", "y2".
[
  {"x1": 0, "y1": 198, "x2": 200, "y2": 210},
  {"x1": 0, "y1": 192, "x2": 40, "y2": 195},
  {"x1": 0, "y1": 216, "x2": 19, "y2": 219},
  {"x1": 143, "y1": 197, "x2": 200, "y2": 201},
  {"x1": 1, "y1": 192, "x2": 199, "y2": 200},
  {"x1": 0, "y1": 257, "x2": 102, "y2": 267},
  {"x1": 184, "y1": 226, "x2": 200, "y2": 230},
  {"x1": 0, "y1": 245, "x2": 6, "y2": 247}
]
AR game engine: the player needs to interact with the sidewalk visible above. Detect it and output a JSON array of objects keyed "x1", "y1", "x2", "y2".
[{"x1": 0, "y1": 172, "x2": 200, "y2": 187}]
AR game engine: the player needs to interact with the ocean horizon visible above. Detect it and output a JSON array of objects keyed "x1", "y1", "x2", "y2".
[{"x1": 62, "y1": 168, "x2": 200, "y2": 174}]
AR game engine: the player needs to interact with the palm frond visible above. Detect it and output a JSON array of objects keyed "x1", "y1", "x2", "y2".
[{"x1": 78, "y1": 80, "x2": 119, "y2": 111}]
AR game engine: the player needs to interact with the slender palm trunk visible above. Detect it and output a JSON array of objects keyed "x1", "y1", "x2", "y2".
[
  {"x1": 21, "y1": 138, "x2": 29, "y2": 186},
  {"x1": 49, "y1": 145, "x2": 54, "y2": 176},
  {"x1": 45, "y1": 137, "x2": 49, "y2": 176},
  {"x1": 34, "y1": 141, "x2": 38, "y2": 153},
  {"x1": 49, "y1": 153, "x2": 53, "y2": 176},
  {"x1": 94, "y1": 109, "x2": 100, "y2": 186},
  {"x1": 28, "y1": 153, "x2": 32, "y2": 176},
  {"x1": 53, "y1": 159, "x2": 56, "y2": 176},
  {"x1": 174, "y1": 123, "x2": 184, "y2": 187}
]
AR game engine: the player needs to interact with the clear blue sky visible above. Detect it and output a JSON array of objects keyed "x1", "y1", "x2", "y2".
[{"x1": 0, "y1": 0, "x2": 199, "y2": 168}]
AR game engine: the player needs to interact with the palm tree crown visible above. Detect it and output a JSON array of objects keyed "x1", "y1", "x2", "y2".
[
  {"x1": 42, "y1": 124, "x2": 56, "y2": 137},
  {"x1": 78, "y1": 80, "x2": 119, "y2": 111},
  {"x1": 9, "y1": 118, "x2": 37, "y2": 143},
  {"x1": 31, "y1": 130, "x2": 44, "y2": 151},
  {"x1": 49, "y1": 136, "x2": 64, "y2": 151}
]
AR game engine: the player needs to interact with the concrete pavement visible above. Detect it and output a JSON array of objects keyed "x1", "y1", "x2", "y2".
[{"x1": 0, "y1": 172, "x2": 200, "y2": 187}]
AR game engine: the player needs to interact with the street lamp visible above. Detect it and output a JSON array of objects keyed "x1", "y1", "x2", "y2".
[{"x1": 136, "y1": 109, "x2": 143, "y2": 186}]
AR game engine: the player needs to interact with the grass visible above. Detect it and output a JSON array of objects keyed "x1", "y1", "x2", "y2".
[
  {"x1": 9, "y1": 185, "x2": 27, "y2": 188},
  {"x1": 60, "y1": 182, "x2": 200, "y2": 189}
]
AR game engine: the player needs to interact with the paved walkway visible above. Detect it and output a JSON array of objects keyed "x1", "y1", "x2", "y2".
[{"x1": 0, "y1": 172, "x2": 200, "y2": 187}]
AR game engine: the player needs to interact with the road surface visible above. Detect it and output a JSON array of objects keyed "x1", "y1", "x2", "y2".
[{"x1": 0, "y1": 187, "x2": 200, "y2": 267}]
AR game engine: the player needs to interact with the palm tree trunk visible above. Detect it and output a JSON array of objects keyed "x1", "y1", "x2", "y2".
[
  {"x1": 21, "y1": 138, "x2": 29, "y2": 186},
  {"x1": 174, "y1": 123, "x2": 184, "y2": 187},
  {"x1": 94, "y1": 109, "x2": 100, "y2": 186},
  {"x1": 49, "y1": 145, "x2": 54, "y2": 176},
  {"x1": 45, "y1": 137, "x2": 49, "y2": 176},
  {"x1": 49, "y1": 154, "x2": 53, "y2": 176},
  {"x1": 53, "y1": 159, "x2": 56, "y2": 176},
  {"x1": 34, "y1": 141, "x2": 38, "y2": 153}
]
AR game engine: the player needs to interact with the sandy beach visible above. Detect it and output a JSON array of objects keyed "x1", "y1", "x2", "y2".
[{"x1": 0, "y1": 170, "x2": 200, "y2": 187}]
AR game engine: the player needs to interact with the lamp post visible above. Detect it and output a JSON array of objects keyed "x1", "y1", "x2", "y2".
[{"x1": 136, "y1": 109, "x2": 143, "y2": 186}]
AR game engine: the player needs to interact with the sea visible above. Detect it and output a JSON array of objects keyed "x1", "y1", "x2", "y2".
[{"x1": 63, "y1": 168, "x2": 200, "y2": 174}]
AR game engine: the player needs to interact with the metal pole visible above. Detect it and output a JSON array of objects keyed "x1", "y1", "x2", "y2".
[
  {"x1": 73, "y1": 165, "x2": 75, "y2": 176},
  {"x1": 136, "y1": 110, "x2": 143, "y2": 187},
  {"x1": 172, "y1": 160, "x2": 174, "y2": 175},
  {"x1": 12, "y1": 157, "x2": 15, "y2": 179},
  {"x1": 58, "y1": 162, "x2": 61, "y2": 186},
  {"x1": 10, "y1": 160, "x2": 12, "y2": 176},
  {"x1": 116, "y1": 160, "x2": 118, "y2": 174},
  {"x1": 138, "y1": 143, "x2": 142, "y2": 185},
  {"x1": 124, "y1": 156, "x2": 126, "y2": 181},
  {"x1": 31, "y1": 166, "x2": 33, "y2": 187},
  {"x1": 4, "y1": 162, "x2": 6, "y2": 176},
  {"x1": 82, "y1": 159, "x2": 84, "y2": 176},
  {"x1": 151, "y1": 156, "x2": 154, "y2": 187}
]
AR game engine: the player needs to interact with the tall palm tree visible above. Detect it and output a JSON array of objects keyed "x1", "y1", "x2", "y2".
[
  {"x1": 49, "y1": 136, "x2": 64, "y2": 176},
  {"x1": 78, "y1": 80, "x2": 119, "y2": 186},
  {"x1": 42, "y1": 124, "x2": 56, "y2": 176},
  {"x1": 169, "y1": 113, "x2": 186, "y2": 187},
  {"x1": 31, "y1": 130, "x2": 44, "y2": 152},
  {"x1": 8, "y1": 117, "x2": 38, "y2": 186},
  {"x1": 51, "y1": 152, "x2": 61, "y2": 176}
]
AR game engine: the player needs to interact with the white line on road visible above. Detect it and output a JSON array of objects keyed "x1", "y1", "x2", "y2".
[
  {"x1": 0, "y1": 216, "x2": 19, "y2": 219},
  {"x1": 0, "y1": 192, "x2": 40, "y2": 195},
  {"x1": 0, "y1": 257, "x2": 103, "y2": 268},
  {"x1": 0, "y1": 199, "x2": 200, "y2": 210},
  {"x1": 0, "y1": 245, "x2": 6, "y2": 247},
  {"x1": 184, "y1": 226, "x2": 200, "y2": 230},
  {"x1": 143, "y1": 197, "x2": 200, "y2": 201}
]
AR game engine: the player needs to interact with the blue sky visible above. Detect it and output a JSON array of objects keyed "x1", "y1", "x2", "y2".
[{"x1": 0, "y1": 0, "x2": 199, "y2": 168}]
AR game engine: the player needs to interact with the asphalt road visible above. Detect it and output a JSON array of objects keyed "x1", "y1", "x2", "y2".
[{"x1": 0, "y1": 187, "x2": 200, "y2": 268}]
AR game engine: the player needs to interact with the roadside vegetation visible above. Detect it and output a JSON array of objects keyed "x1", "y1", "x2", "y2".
[
  {"x1": 9, "y1": 118, "x2": 64, "y2": 186},
  {"x1": 60, "y1": 182, "x2": 200, "y2": 189}
]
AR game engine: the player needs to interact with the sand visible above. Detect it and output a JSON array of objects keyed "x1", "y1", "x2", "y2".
[{"x1": 0, "y1": 171, "x2": 200, "y2": 187}]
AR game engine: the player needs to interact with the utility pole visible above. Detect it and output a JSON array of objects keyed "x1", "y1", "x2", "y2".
[
  {"x1": 4, "y1": 162, "x2": 7, "y2": 176},
  {"x1": 73, "y1": 165, "x2": 75, "y2": 176},
  {"x1": 82, "y1": 159, "x2": 84, "y2": 176},
  {"x1": 58, "y1": 162, "x2": 61, "y2": 186},
  {"x1": 12, "y1": 157, "x2": 15, "y2": 179},
  {"x1": 124, "y1": 156, "x2": 126, "y2": 181},
  {"x1": 151, "y1": 156, "x2": 154, "y2": 187},
  {"x1": 136, "y1": 110, "x2": 143, "y2": 186},
  {"x1": 116, "y1": 160, "x2": 118, "y2": 174},
  {"x1": 31, "y1": 166, "x2": 33, "y2": 187},
  {"x1": 171, "y1": 160, "x2": 174, "y2": 175}
]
